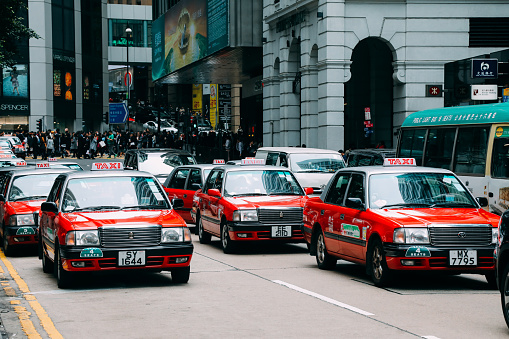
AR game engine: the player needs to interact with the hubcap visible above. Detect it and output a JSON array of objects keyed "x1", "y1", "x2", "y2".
[
  {"x1": 222, "y1": 226, "x2": 228, "y2": 247},
  {"x1": 372, "y1": 246, "x2": 382, "y2": 279},
  {"x1": 317, "y1": 234, "x2": 325, "y2": 263},
  {"x1": 199, "y1": 219, "x2": 203, "y2": 238}
]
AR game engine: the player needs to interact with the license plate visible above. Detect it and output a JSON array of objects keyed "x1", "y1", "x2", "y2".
[
  {"x1": 118, "y1": 251, "x2": 146, "y2": 266},
  {"x1": 271, "y1": 226, "x2": 292, "y2": 238},
  {"x1": 449, "y1": 250, "x2": 477, "y2": 266}
]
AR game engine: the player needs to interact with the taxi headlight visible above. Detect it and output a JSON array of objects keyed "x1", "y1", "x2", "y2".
[
  {"x1": 233, "y1": 210, "x2": 258, "y2": 222},
  {"x1": 492, "y1": 227, "x2": 499, "y2": 245},
  {"x1": 161, "y1": 227, "x2": 191, "y2": 243},
  {"x1": 393, "y1": 228, "x2": 429, "y2": 244},
  {"x1": 66, "y1": 231, "x2": 100, "y2": 246},
  {"x1": 9, "y1": 214, "x2": 35, "y2": 226}
]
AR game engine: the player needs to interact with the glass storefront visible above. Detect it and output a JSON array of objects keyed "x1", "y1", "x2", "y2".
[{"x1": 109, "y1": 19, "x2": 152, "y2": 48}]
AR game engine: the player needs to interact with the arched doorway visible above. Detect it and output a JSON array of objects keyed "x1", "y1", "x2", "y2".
[{"x1": 345, "y1": 38, "x2": 394, "y2": 150}]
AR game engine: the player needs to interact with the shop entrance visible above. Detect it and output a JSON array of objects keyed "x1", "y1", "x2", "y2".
[{"x1": 344, "y1": 38, "x2": 394, "y2": 150}]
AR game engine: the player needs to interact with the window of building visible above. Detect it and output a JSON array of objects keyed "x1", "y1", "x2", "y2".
[
  {"x1": 469, "y1": 18, "x2": 509, "y2": 47},
  {"x1": 109, "y1": 19, "x2": 152, "y2": 47}
]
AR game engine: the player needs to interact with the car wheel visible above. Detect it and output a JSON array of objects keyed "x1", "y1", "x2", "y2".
[
  {"x1": 315, "y1": 231, "x2": 336, "y2": 269},
  {"x1": 40, "y1": 240, "x2": 53, "y2": 274},
  {"x1": 368, "y1": 238, "x2": 392, "y2": 287},
  {"x1": 485, "y1": 271, "x2": 497, "y2": 289},
  {"x1": 171, "y1": 266, "x2": 190, "y2": 284},
  {"x1": 2, "y1": 230, "x2": 12, "y2": 256},
  {"x1": 54, "y1": 245, "x2": 73, "y2": 289},
  {"x1": 198, "y1": 217, "x2": 211, "y2": 244},
  {"x1": 221, "y1": 223, "x2": 236, "y2": 254},
  {"x1": 502, "y1": 263, "x2": 509, "y2": 328}
]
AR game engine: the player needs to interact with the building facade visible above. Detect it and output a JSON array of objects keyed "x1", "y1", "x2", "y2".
[{"x1": 262, "y1": 0, "x2": 509, "y2": 150}]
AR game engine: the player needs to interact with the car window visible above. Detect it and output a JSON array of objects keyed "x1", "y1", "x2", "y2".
[
  {"x1": 266, "y1": 152, "x2": 279, "y2": 166},
  {"x1": 8, "y1": 174, "x2": 61, "y2": 201},
  {"x1": 325, "y1": 173, "x2": 350, "y2": 205},
  {"x1": 169, "y1": 169, "x2": 189, "y2": 189},
  {"x1": 346, "y1": 174, "x2": 365, "y2": 204},
  {"x1": 357, "y1": 155, "x2": 372, "y2": 166},
  {"x1": 373, "y1": 155, "x2": 384, "y2": 166},
  {"x1": 204, "y1": 170, "x2": 219, "y2": 193},
  {"x1": 187, "y1": 169, "x2": 202, "y2": 190},
  {"x1": 213, "y1": 171, "x2": 224, "y2": 191},
  {"x1": 279, "y1": 154, "x2": 288, "y2": 167}
]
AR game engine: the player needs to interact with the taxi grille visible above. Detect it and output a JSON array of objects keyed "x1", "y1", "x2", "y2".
[
  {"x1": 99, "y1": 225, "x2": 161, "y2": 248},
  {"x1": 429, "y1": 225, "x2": 492, "y2": 247},
  {"x1": 258, "y1": 208, "x2": 303, "y2": 224}
]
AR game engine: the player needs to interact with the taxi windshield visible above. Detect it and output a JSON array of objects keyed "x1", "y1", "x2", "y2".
[
  {"x1": 138, "y1": 153, "x2": 196, "y2": 175},
  {"x1": 62, "y1": 176, "x2": 169, "y2": 212},
  {"x1": 290, "y1": 153, "x2": 345, "y2": 173},
  {"x1": 224, "y1": 170, "x2": 303, "y2": 197},
  {"x1": 369, "y1": 172, "x2": 477, "y2": 209},
  {"x1": 9, "y1": 174, "x2": 61, "y2": 201}
]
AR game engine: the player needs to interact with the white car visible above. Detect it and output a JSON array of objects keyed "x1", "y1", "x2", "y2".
[{"x1": 143, "y1": 120, "x2": 178, "y2": 133}]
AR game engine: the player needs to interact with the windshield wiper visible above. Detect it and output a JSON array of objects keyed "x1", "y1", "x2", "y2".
[
  {"x1": 12, "y1": 195, "x2": 47, "y2": 201},
  {"x1": 381, "y1": 202, "x2": 432, "y2": 209},
  {"x1": 268, "y1": 192, "x2": 300, "y2": 196},
  {"x1": 121, "y1": 205, "x2": 166, "y2": 210},
  {"x1": 297, "y1": 169, "x2": 325, "y2": 173},
  {"x1": 71, "y1": 206, "x2": 121, "y2": 212},
  {"x1": 231, "y1": 193, "x2": 267, "y2": 197},
  {"x1": 429, "y1": 202, "x2": 475, "y2": 208}
]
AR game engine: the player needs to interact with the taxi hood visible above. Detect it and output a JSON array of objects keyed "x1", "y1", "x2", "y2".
[
  {"x1": 62, "y1": 210, "x2": 185, "y2": 229},
  {"x1": 9, "y1": 200, "x2": 45, "y2": 214},
  {"x1": 224, "y1": 195, "x2": 306, "y2": 209},
  {"x1": 293, "y1": 172, "x2": 333, "y2": 192},
  {"x1": 371, "y1": 208, "x2": 497, "y2": 227}
]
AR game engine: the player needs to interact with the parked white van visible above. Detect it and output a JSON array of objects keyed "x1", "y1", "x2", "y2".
[{"x1": 255, "y1": 147, "x2": 346, "y2": 195}]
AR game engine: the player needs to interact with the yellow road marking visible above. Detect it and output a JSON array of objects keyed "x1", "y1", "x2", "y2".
[{"x1": 0, "y1": 251, "x2": 64, "y2": 339}]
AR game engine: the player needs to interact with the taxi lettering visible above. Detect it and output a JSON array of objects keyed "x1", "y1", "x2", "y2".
[
  {"x1": 383, "y1": 158, "x2": 415, "y2": 166},
  {"x1": 91, "y1": 162, "x2": 123, "y2": 170},
  {"x1": 36, "y1": 163, "x2": 51, "y2": 168}
]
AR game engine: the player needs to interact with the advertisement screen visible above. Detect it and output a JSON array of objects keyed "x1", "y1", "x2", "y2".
[
  {"x1": 152, "y1": 0, "x2": 230, "y2": 81},
  {"x1": 2, "y1": 64, "x2": 29, "y2": 98}
]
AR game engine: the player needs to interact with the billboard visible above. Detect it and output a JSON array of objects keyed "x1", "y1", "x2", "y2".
[
  {"x1": 152, "y1": 0, "x2": 230, "y2": 81},
  {"x1": 2, "y1": 65, "x2": 29, "y2": 98}
]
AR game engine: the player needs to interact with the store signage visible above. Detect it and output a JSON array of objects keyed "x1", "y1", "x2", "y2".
[
  {"x1": 111, "y1": 38, "x2": 134, "y2": 47},
  {"x1": 426, "y1": 85, "x2": 442, "y2": 97},
  {"x1": 276, "y1": 11, "x2": 306, "y2": 32},
  {"x1": 0, "y1": 104, "x2": 29, "y2": 111},
  {"x1": 472, "y1": 59, "x2": 498, "y2": 79},
  {"x1": 471, "y1": 84, "x2": 498, "y2": 100}
]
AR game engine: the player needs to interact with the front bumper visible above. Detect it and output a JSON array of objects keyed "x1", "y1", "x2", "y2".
[
  {"x1": 59, "y1": 243, "x2": 193, "y2": 272},
  {"x1": 4, "y1": 226, "x2": 38, "y2": 246},
  {"x1": 384, "y1": 243, "x2": 495, "y2": 273},
  {"x1": 225, "y1": 221, "x2": 304, "y2": 242}
]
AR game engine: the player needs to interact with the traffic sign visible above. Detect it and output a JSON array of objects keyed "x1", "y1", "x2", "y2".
[
  {"x1": 109, "y1": 103, "x2": 128, "y2": 124},
  {"x1": 124, "y1": 72, "x2": 132, "y2": 87}
]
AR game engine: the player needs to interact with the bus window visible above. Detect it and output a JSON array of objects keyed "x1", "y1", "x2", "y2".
[
  {"x1": 424, "y1": 128, "x2": 456, "y2": 170},
  {"x1": 453, "y1": 127, "x2": 489, "y2": 175},
  {"x1": 399, "y1": 129, "x2": 426, "y2": 165},
  {"x1": 491, "y1": 138, "x2": 509, "y2": 179}
]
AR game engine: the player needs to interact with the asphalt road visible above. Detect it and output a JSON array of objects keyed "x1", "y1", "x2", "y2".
[{"x1": 0, "y1": 157, "x2": 507, "y2": 338}]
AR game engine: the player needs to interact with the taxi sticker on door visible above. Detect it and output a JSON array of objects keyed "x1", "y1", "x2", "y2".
[{"x1": 341, "y1": 224, "x2": 360, "y2": 238}]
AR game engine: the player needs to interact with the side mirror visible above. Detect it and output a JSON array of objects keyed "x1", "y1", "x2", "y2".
[
  {"x1": 208, "y1": 188, "x2": 221, "y2": 198},
  {"x1": 476, "y1": 197, "x2": 488, "y2": 208},
  {"x1": 346, "y1": 197, "x2": 365, "y2": 210},
  {"x1": 305, "y1": 187, "x2": 314, "y2": 195},
  {"x1": 190, "y1": 183, "x2": 202, "y2": 190},
  {"x1": 172, "y1": 198, "x2": 184, "y2": 209},
  {"x1": 0, "y1": 194, "x2": 4, "y2": 203},
  {"x1": 41, "y1": 202, "x2": 58, "y2": 216}
]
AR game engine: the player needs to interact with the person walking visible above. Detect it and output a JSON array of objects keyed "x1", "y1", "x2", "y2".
[
  {"x1": 46, "y1": 134, "x2": 54, "y2": 157},
  {"x1": 70, "y1": 133, "x2": 78, "y2": 158},
  {"x1": 107, "y1": 131, "x2": 116, "y2": 158},
  {"x1": 89, "y1": 133, "x2": 98, "y2": 159}
]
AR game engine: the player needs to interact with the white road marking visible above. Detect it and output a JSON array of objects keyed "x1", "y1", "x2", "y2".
[
  {"x1": 272, "y1": 280, "x2": 374, "y2": 316},
  {"x1": 422, "y1": 336, "x2": 441, "y2": 339}
]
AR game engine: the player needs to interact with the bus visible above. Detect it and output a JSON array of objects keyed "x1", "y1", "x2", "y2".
[{"x1": 396, "y1": 102, "x2": 509, "y2": 215}]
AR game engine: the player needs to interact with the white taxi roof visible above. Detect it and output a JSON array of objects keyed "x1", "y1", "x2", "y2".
[{"x1": 256, "y1": 147, "x2": 340, "y2": 154}]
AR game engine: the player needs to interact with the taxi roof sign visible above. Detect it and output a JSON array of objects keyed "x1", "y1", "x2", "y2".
[
  {"x1": 48, "y1": 157, "x2": 58, "y2": 162},
  {"x1": 91, "y1": 162, "x2": 124, "y2": 171},
  {"x1": 383, "y1": 158, "x2": 416, "y2": 166},
  {"x1": 241, "y1": 158, "x2": 265, "y2": 166},
  {"x1": 15, "y1": 161, "x2": 27, "y2": 167},
  {"x1": 213, "y1": 159, "x2": 225, "y2": 165},
  {"x1": 36, "y1": 162, "x2": 51, "y2": 168}
]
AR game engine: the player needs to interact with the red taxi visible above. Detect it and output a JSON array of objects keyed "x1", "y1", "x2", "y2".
[
  {"x1": 39, "y1": 162, "x2": 193, "y2": 288},
  {"x1": 163, "y1": 160, "x2": 224, "y2": 226},
  {"x1": 303, "y1": 158, "x2": 500, "y2": 287},
  {"x1": 193, "y1": 159, "x2": 313, "y2": 254},
  {"x1": 0, "y1": 168, "x2": 72, "y2": 255}
]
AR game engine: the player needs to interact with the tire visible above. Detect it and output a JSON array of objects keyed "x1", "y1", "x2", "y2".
[
  {"x1": 221, "y1": 223, "x2": 236, "y2": 254},
  {"x1": 54, "y1": 245, "x2": 73, "y2": 288},
  {"x1": 485, "y1": 271, "x2": 497, "y2": 289},
  {"x1": 2, "y1": 230, "x2": 12, "y2": 257},
  {"x1": 40, "y1": 240, "x2": 53, "y2": 274},
  {"x1": 368, "y1": 238, "x2": 392, "y2": 287},
  {"x1": 171, "y1": 266, "x2": 190, "y2": 284},
  {"x1": 501, "y1": 263, "x2": 509, "y2": 329},
  {"x1": 315, "y1": 231, "x2": 336, "y2": 269},
  {"x1": 198, "y1": 216, "x2": 211, "y2": 244}
]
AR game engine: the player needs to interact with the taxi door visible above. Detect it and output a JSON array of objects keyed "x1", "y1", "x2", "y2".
[
  {"x1": 40, "y1": 178, "x2": 64, "y2": 259},
  {"x1": 0, "y1": 174, "x2": 11, "y2": 227},
  {"x1": 165, "y1": 168, "x2": 191, "y2": 219},
  {"x1": 340, "y1": 173, "x2": 368, "y2": 260},
  {"x1": 321, "y1": 172, "x2": 351, "y2": 254},
  {"x1": 200, "y1": 169, "x2": 223, "y2": 235}
]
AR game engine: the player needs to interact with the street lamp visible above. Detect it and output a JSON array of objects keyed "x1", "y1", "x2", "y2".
[{"x1": 125, "y1": 24, "x2": 132, "y2": 132}]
